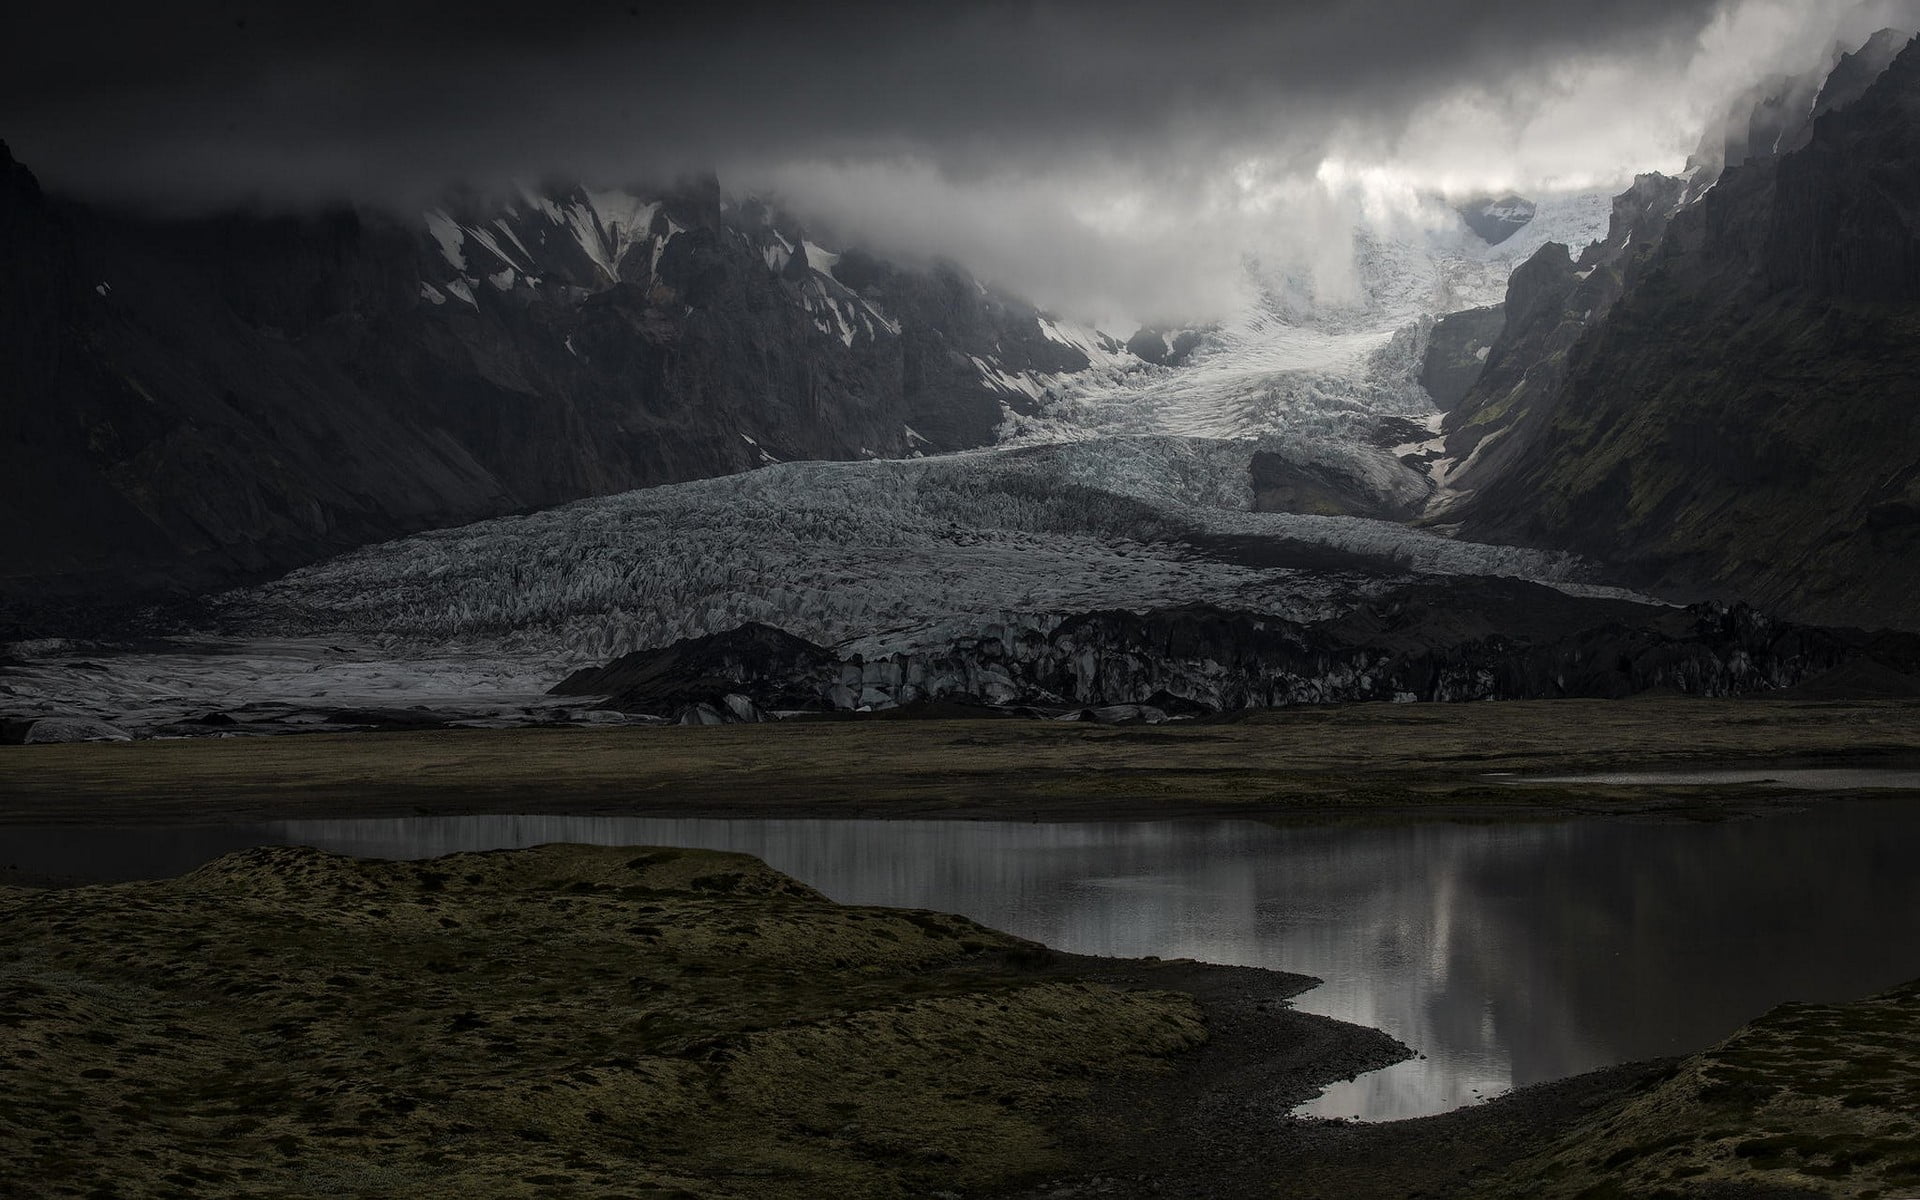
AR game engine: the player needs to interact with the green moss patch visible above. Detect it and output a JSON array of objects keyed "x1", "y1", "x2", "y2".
[
  {"x1": 0, "y1": 845, "x2": 1206, "y2": 1198},
  {"x1": 1488, "y1": 979, "x2": 1920, "y2": 1197}
]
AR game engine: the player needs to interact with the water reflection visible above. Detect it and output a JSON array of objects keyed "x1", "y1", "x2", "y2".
[
  {"x1": 1510, "y1": 766, "x2": 1920, "y2": 788},
  {"x1": 5, "y1": 803, "x2": 1918, "y2": 1121}
]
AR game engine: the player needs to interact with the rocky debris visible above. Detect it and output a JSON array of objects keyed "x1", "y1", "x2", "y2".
[
  {"x1": 1053, "y1": 704, "x2": 1171, "y2": 724},
  {"x1": 1775, "y1": 658, "x2": 1920, "y2": 700},
  {"x1": 552, "y1": 579, "x2": 1894, "y2": 721},
  {"x1": 7, "y1": 716, "x2": 133, "y2": 743}
]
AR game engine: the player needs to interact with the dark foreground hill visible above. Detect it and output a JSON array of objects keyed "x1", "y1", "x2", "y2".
[{"x1": 4, "y1": 843, "x2": 1914, "y2": 1198}]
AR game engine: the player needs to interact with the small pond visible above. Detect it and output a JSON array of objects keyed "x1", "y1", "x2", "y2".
[{"x1": 5, "y1": 798, "x2": 1918, "y2": 1121}]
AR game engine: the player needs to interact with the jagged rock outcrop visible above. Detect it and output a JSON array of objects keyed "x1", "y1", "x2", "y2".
[
  {"x1": 1454, "y1": 34, "x2": 1920, "y2": 629},
  {"x1": 0, "y1": 145, "x2": 1135, "y2": 623},
  {"x1": 1428, "y1": 173, "x2": 1688, "y2": 505},
  {"x1": 1417, "y1": 304, "x2": 1504, "y2": 411},
  {"x1": 552, "y1": 579, "x2": 1910, "y2": 720}
]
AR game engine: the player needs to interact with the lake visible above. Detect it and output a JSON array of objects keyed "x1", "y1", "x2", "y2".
[{"x1": 5, "y1": 799, "x2": 1918, "y2": 1121}]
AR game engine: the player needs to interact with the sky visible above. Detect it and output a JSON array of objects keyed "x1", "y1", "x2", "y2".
[{"x1": 4, "y1": 0, "x2": 1915, "y2": 325}]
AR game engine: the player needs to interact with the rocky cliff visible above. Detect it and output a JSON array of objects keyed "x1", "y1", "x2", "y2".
[
  {"x1": 1425, "y1": 172, "x2": 1687, "y2": 506},
  {"x1": 1416, "y1": 304, "x2": 1504, "y2": 412},
  {"x1": 1445, "y1": 34, "x2": 1920, "y2": 629}
]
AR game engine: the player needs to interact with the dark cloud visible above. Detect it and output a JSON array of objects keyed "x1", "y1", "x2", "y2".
[
  {"x1": 5, "y1": 0, "x2": 1729, "y2": 206},
  {"x1": 6, "y1": 1, "x2": 1911, "y2": 323}
]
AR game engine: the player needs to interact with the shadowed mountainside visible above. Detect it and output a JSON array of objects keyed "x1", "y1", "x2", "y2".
[
  {"x1": 1446, "y1": 35, "x2": 1920, "y2": 630},
  {"x1": 0, "y1": 144, "x2": 1127, "y2": 615}
]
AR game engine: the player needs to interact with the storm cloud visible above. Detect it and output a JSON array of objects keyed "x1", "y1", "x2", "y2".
[{"x1": 5, "y1": 0, "x2": 1915, "y2": 323}]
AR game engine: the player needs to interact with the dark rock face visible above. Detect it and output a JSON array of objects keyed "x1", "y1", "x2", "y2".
[
  {"x1": 1783, "y1": 27, "x2": 1911, "y2": 155},
  {"x1": 1428, "y1": 172, "x2": 1689, "y2": 502},
  {"x1": 1417, "y1": 304, "x2": 1504, "y2": 412},
  {"x1": 1458, "y1": 194, "x2": 1537, "y2": 245},
  {"x1": 0, "y1": 147, "x2": 1116, "y2": 622},
  {"x1": 553, "y1": 580, "x2": 1893, "y2": 720},
  {"x1": 1453, "y1": 36, "x2": 1920, "y2": 629},
  {"x1": 1249, "y1": 449, "x2": 1420, "y2": 520},
  {"x1": 1125, "y1": 326, "x2": 1208, "y2": 367},
  {"x1": 551, "y1": 623, "x2": 844, "y2": 715},
  {"x1": 1765, "y1": 41, "x2": 1920, "y2": 302}
]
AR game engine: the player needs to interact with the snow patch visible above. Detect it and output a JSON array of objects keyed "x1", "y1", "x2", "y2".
[
  {"x1": 801, "y1": 240, "x2": 841, "y2": 278},
  {"x1": 424, "y1": 210, "x2": 468, "y2": 271},
  {"x1": 1038, "y1": 317, "x2": 1136, "y2": 372}
]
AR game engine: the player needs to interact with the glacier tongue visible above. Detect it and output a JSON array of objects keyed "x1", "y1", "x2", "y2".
[
  {"x1": 1, "y1": 189, "x2": 1635, "y2": 732},
  {"x1": 214, "y1": 439, "x2": 1637, "y2": 675}
]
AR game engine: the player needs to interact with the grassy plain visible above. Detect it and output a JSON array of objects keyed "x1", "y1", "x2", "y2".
[{"x1": 5, "y1": 698, "x2": 1920, "y2": 828}]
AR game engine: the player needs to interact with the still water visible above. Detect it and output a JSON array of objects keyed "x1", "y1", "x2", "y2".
[
  {"x1": 1507, "y1": 767, "x2": 1920, "y2": 789},
  {"x1": 6, "y1": 801, "x2": 1919, "y2": 1122}
]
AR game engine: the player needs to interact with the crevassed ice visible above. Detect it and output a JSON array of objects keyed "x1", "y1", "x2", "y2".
[
  {"x1": 205, "y1": 193, "x2": 1626, "y2": 675},
  {"x1": 219, "y1": 438, "x2": 1638, "y2": 673}
]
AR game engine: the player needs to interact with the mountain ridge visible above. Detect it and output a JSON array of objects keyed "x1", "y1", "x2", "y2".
[
  {"x1": 1395, "y1": 29, "x2": 1918, "y2": 628},
  {"x1": 0, "y1": 147, "x2": 1145, "y2": 621},
  {"x1": 1443, "y1": 33, "x2": 1920, "y2": 629}
]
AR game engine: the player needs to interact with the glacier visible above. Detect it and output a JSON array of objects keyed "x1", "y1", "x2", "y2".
[{"x1": 2, "y1": 189, "x2": 1635, "y2": 732}]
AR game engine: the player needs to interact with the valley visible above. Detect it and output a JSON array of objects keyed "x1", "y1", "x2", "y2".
[{"x1": 6, "y1": 12, "x2": 1920, "y2": 1199}]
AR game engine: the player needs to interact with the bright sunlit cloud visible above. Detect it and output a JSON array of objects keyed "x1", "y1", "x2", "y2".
[{"x1": 4, "y1": 0, "x2": 1915, "y2": 326}]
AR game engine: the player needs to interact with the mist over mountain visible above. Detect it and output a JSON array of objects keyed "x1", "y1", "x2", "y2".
[
  {"x1": 8, "y1": 0, "x2": 1918, "y2": 326},
  {"x1": 5, "y1": 4, "x2": 1920, "y2": 733},
  {"x1": 1440, "y1": 31, "x2": 1920, "y2": 630},
  {"x1": 12, "y1": 14, "x2": 1920, "y2": 1200}
]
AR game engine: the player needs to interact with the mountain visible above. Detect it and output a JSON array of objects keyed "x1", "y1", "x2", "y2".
[
  {"x1": 1423, "y1": 32, "x2": 1920, "y2": 630},
  {"x1": 1421, "y1": 171, "x2": 1689, "y2": 505},
  {"x1": 0, "y1": 146, "x2": 1139, "y2": 624}
]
